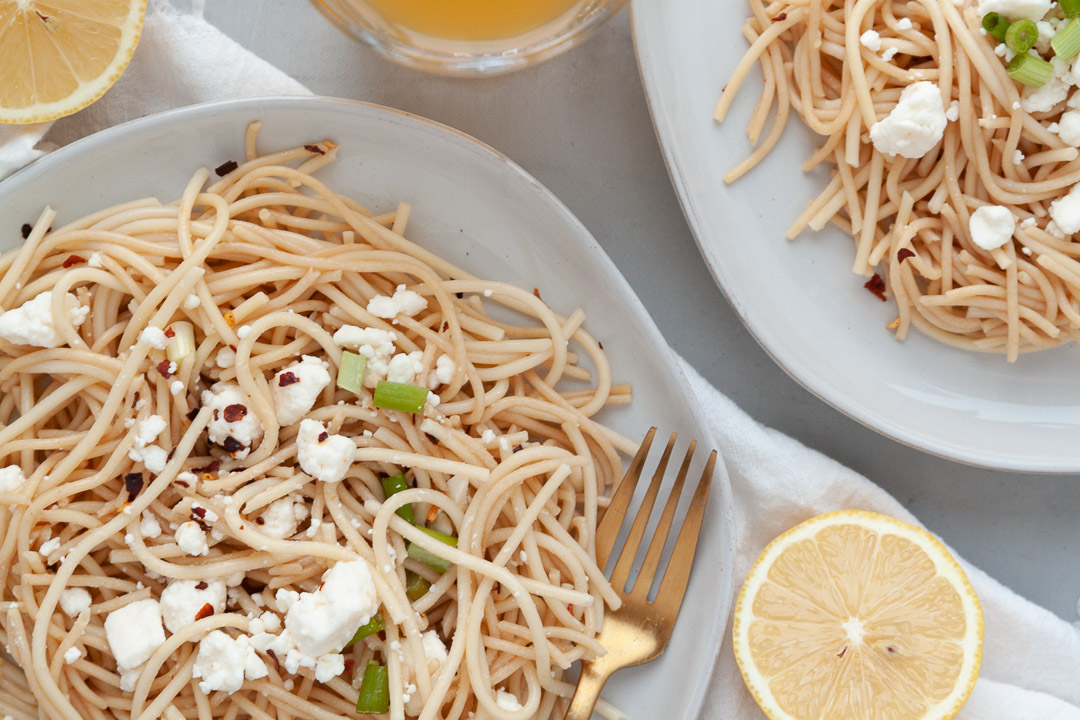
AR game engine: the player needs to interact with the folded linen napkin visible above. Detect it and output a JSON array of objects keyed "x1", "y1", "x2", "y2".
[{"x1": 1, "y1": 2, "x2": 1078, "y2": 718}]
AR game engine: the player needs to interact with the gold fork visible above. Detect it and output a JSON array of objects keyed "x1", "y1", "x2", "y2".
[{"x1": 566, "y1": 428, "x2": 716, "y2": 719}]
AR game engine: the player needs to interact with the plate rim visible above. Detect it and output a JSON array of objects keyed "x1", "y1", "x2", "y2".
[
  {"x1": 629, "y1": 2, "x2": 1080, "y2": 474},
  {"x1": 0, "y1": 95, "x2": 737, "y2": 714}
]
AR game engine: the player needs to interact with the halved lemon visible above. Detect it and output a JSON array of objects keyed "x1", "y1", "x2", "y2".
[
  {"x1": 733, "y1": 510, "x2": 983, "y2": 720},
  {"x1": 0, "y1": 0, "x2": 147, "y2": 124}
]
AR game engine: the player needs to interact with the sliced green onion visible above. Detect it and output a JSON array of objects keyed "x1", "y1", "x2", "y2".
[
  {"x1": 1063, "y1": 0, "x2": 1080, "y2": 17},
  {"x1": 982, "y1": 12, "x2": 1010, "y2": 41},
  {"x1": 337, "y1": 351, "x2": 367, "y2": 394},
  {"x1": 165, "y1": 321, "x2": 195, "y2": 362},
  {"x1": 1005, "y1": 19, "x2": 1038, "y2": 54},
  {"x1": 406, "y1": 527, "x2": 458, "y2": 573},
  {"x1": 381, "y1": 474, "x2": 415, "y2": 524},
  {"x1": 1007, "y1": 52, "x2": 1055, "y2": 87},
  {"x1": 346, "y1": 613, "x2": 385, "y2": 647},
  {"x1": 355, "y1": 662, "x2": 389, "y2": 714},
  {"x1": 1053, "y1": 17, "x2": 1080, "y2": 61},
  {"x1": 405, "y1": 571, "x2": 430, "y2": 602},
  {"x1": 373, "y1": 381, "x2": 428, "y2": 414}
]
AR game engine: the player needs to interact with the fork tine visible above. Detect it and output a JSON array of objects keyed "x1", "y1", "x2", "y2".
[
  {"x1": 596, "y1": 427, "x2": 656, "y2": 567},
  {"x1": 609, "y1": 433, "x2": 677, "y2": 591},
  {"x1": 656, "y1": 450, "x2": 715, "y2": 608},
  {"x1": 631, "y1": 441, "x2": 696, "y2": 599}
]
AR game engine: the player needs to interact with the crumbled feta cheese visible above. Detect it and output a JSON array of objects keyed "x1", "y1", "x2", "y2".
[
  {"x1": 945, "y1": 100, "x2": 960, "y2": 122},
  {"x1": 236, "y1": 325, "x2": 252, "y2": 339},
  {"x1": 421, "y1": 630, "x2": 448, "y2": 674},
  {"x1": 88, "y1": 252, "x2": 104, "y2": 268},
  {"x1": 183, "y1": 293, "x2": 201, "y2": 310},
  {"x1": 1014, "y1": 149, "x2": 1025, "y2": 164},
  {"x1": 283, "y1": 559, "x2": 379, "y2": 657},
  {"x1": 39, "y1": 537, "x2": 61, "y2": 556},
  {"x1": 1050, "y1": 184, "x2": 1080, "y2": 234},
  {"x1": 1021, "y1": 217, "x2": 1038, "y2": 228},
  {"x1": 105, "y1": 600, "x2": 165, "y2": 671},
  {"x1": 860, "y1": 29, "x2": 882, "y2": 52},
  {"x1": 897, "y1": 17, "x2": 912, "y2": 30},
  {"x1": 248, "y1": 611, "x2": 282, "y2": 635},
  {"x1": 366, "y1": 284, "x2": 428, "y2": 319},
  {"x1": 0, "y1": 291, "x2": 88, "y2": 348},
  {"x1": 275, "y1": 589, "x2": 300, "y2": 611},
  {"x1": 386, "y1": 351, "x2": 424, "y2": 384},
  {"x1": 495, "y1": 689, "x2": 523, "y2": 712},
  {"x1": 481, "y1": 429, "x2": 496, "y2": 444},
  {"x1": 333, "y1": 325, "x2": 397, "y2": 388},
  {"x1": 258, "y1": 495, "x2": 309, "y2": 539},
  {"x1": 977, "y1": 0, "x2": 1051, "y2": 22},
  {"x1": 192, "y1": 630, "x2": 268, "y2": 694},
  {"x1": 135, "y1": 415, "x2": 167, "y2": 446},
  {"x1": 128, "y1": 414, "x2": 169, "y2": 473},
  {"x1": 969, "y1": 206, "x2": 1016, "y2": 250},
  {"x1": 1023, "y1": 65, "x2": 1070, "y2": 114},
  {"x1": 215, "y1": 347, "x2": 235, "y2": 368},
  {"x1": 160, "y1": 579, "x2": 227, "y2": 633},
  {"x1": 60, "y1": 588, "x2": 92, "y2": 616},
  {"x1": 430, "y1": 355, "x2": 456, "y2": 388},
  {"x1": 870, "y1": 81, "x2": 947, "y2": 159},
  {"x1": 64, "y1": 646, "x2": 82, "y2": 664},
  {"x1": 170, "y1": 380, "x2": 185, "y2": 396},
  {"x1": 139, "y1": 326, "x2": 169, "y2": 349},
  {"x1": 140, "y1": 512, "x2": 162, "y2": 539},
  {"x1": 175, "y1": 521, "x2": 209, "y2": 556},
  {"x1": 272, "y1": 356, "x2": 331, "y2": 426},
  {"x1": 296, "y1": 419, "x2": 355, "y2": 483},
  {"x1": 994, "y1": 42, "x2": 1017, "y2": 62},
  {"x1": 1057, "y1": 109, "x2": 1080, "y2": 145},
  {"x1": 881, "y1": 46, "x2": 900, "y2": 61},
  {"x1": 202, "y1": 383, "x2": 263, "y2": 458},
  {"x1": 0, "y1": 465, "x2": 26, "y2": 492}
]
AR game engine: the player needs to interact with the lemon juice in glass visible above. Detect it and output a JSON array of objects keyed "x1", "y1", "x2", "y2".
[{"x1": 310, "y1": 0, "x2": 627, "y2": 75}]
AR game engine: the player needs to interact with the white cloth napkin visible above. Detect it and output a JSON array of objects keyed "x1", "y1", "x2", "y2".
[{"x1": 2, "y1": 3, "x2": 1079, "y2": 718}]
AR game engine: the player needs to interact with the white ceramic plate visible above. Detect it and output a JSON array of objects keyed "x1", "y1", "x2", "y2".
[
  {"x1": 632, "y1": 0, "x2": 1080, "y2": 472},
  {"x1": 0, "y1": 97, "x2": 735, "y2": 717}
]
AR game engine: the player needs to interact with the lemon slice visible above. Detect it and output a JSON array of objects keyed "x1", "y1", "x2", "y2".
[
  {"x1": 733, "y1": 510, "x2": 983, "y2": 720},
  {"x1": 0, "y1": 0, "x2": 147, "y2": 124}
]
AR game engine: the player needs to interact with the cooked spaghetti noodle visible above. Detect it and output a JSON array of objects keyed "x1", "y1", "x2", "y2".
[
  {"x1": 0, "y1": 124, "x2": 632, "y2": 720},
  {"x1": 718, "y1": 0, "x2": 1080, "y2": 361}
]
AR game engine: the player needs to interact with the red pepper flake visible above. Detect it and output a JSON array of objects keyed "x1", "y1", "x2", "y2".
[
  {"x1": 186, "y1": 407, "x2": 200, "y2": 421},
  {"x1": 317, "y1": 431, "x2": 329, "y2": 442},
  {"x1": 533, "y1": 287, "x2": 542, "y2": 300},
  {"x1": 344, "y1": 658, "x2": 355, "y2": 676},
  {"x1": 255, "y1": 516, "x2": 265, "y2": 525},
  {"x1": 897, "y1": 248, "x2": 915, "y2": 263},
  {"x1": 838, "y1": 646, "x2": 848, "y2": 658},
  {"x1": 156, "y1": 360, "x2": 175, "y2": 378},
  {"x1": 772, "y1": 11, "x2": 787, "y2": 20},
  {"x1": 192, "y1": 506, "x2": 207, "y2": 519},
  {"x1": 598, "y1": 340, "x2": 604, "y2": 350},
  {"x1": 124, "y1": 472, "x2": 144, "y2": 502},
  {"x1": 175, "y1": 479, "x2": 190, "y2": 489},
  {"x1": 195, "y1": 460, "x2": 220, "y2": 475},
  {"x1": 164, "y1": 327, "x2": 176, "y2": 339},
  {"x1": 34, "y1": 10, "x2": 50, "y2": 23},
  {"x1": 62, "y1": 255, "x2": 85, "y2": 268},
  {"x1": 20, "y1": 223, "x2": 32, "y2": 239},
  {"x1": 454, "y1": 292, "x2": 464, "y2": 299},
  {"x1": 278, "y1": 372, "x2": 299, "y2": 387},
  {"x1": 222, "y1": 436, "x2": 245, "y2": 454},
  {"x1": 864, "y1": 274, "x2": 887, "y2": 302},
  {"x1": 441, "y1": 322, "x2": 449, "y2": 332},
  {"x1": 223, "y1": 404, "x2": 248, "y2": 422},
  {"x1": 195, "y1": 581, "x2": 208, "y2": 590},
  {"x1": 131, "y1": 391, "x2": 140, "y2": 409},
  {"x1": 266, "y1": 649, "x2": 280, "y2": 670},
  {"x1": 214, "y1": 160, "x2": 238, "y2": 177},
  {"x1": 194, "y1": 603, "x2": 215, "y2": 621},
  {"x1": 304, "y1": 143, "x2": 326, "y2": 156}
]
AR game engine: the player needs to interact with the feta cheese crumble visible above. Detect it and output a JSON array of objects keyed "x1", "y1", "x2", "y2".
[
  {"x1": 860, "y1": 29, "x2": 882, "y2": 52},
  {"x1": 366, "y1": 284, "x2": 428, "y2": 319},
  {"x1": 1057, "y1": 108, "x2": 1080, "y2": 145},
  {"x1": 333, "y1": 325, "x2": 398, "y2": 388},
  {"x1": 272, "y1": 356, "x2": 332, "y2": 426},
  {"x1": 128, "y1": 414, "x2": 169, "y2": 474},
  {"x1": 495, "y1": 689, "x2": 523, "y2": 712},
  {"x1": 283, "y1": 559, "x2": 380, "y2": 657},
  {"x1": 0, "y1": 291, "x2": 88, "y2": 348},
  {"x1": 869, "y1": 81, "x2": 947, "y2": 159},
  {"x1": 60, "y1": 588, "x2": 92, "y2": 616},
  {"x1": 39, "y1": 537, "x2": 61, "y2": 556},
  {"x1": 192, "y1": 630, "x2": 268, "y2": 694},
  {"x1": 257, "y1": 495, "x2": 309, "y2": 539},
  {"x1": 183, "y1": 293, "x2": 201, "y2": 310},
  {"x1": 161, "y1": 579, "x2": 227, "y2": 633},
  {"x1": 175, "y1": 521, "x2": 209, "y2": 556},
  {"x1": 215, "y1": 347, "x2": 235, "y2": 368},
  {"x1": 1050, "y1": 184, "x2": 1080, "y2": 234},
  {"x1": 969, "y1": 206, "x2": 1016, "y2": 250},
  {"x1": 430, "y1": 354, "x2": 456, "y2": 387},
  {"x1": 64, "y1": 646, "x2": 82, "y2": 664},
  {"x1": 139, "y1": 326, "x2": 169, "y2": 350},
  {"x1": 140, "y1": 512, "x2": 162, "y2": 539},
  {"x1": 386, "y1": 351, "x2": 424, "y2": 384},
  {"x1": 202, "y1": 383, "x2": 263, "y2": 458},
  {"x1": 977, "y1": 0, "x2": 1051, "y2": 21},
  {"x1": 104, "y1": 600, "x2": 166, "y2": 673},
  {"x1": 0, "y1": 465, "x2": 26, "y2": 492},
  {"x1": 296, "y1": 419, "x2": 355, "y2": 483}
]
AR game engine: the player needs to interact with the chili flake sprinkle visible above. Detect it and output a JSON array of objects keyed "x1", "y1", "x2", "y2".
[
  {"x1": 222, "y1": 437, "x2": 245, "y2": 454},
  {"x1": 214, "y1": 160, "x2": 238, "y2": 177},
  {"x1": 124, "y1": 473, "x2": 144, "y2": 502},
  {"x1": 156, "y1": 360, "x2": 175, "y2": 378},
  {"x1": 62, "y1": 255, "x2": 85, "y2": 268},
  {"x1": 194, "y1": 603, "x2": 215, "y2": 620},
  {"x1": 897, "y1": 248, "x2": 916, "y2": 263},
  {"x1": 864, "y1": 274, "x2": 887, "y2": 301},
  {"x1": 223, "y1": 310, "x2": 236, "y2": 327},
  {"x1": 195, "y1": 581, "x2": 209, "y2": 590},
  {"x1": 304, "y1": 144, "x2": 326, "y2": 156},
  {"x1": 223, "y1": 404, "x2": 248, "y2": 423},
  {"x1": 278, "y1": 372, "x2": 299, "y2": 387},
  {"x1": 20, "y1": 223, "x2": 32, "y2": 239}
]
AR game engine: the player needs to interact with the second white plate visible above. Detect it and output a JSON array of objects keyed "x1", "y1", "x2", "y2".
[{"x1": 632, "y1": 0, "x2": 1080, "y2": 472}]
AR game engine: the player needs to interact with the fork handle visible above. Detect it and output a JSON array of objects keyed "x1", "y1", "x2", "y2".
[{"x1": 565, "y1": 660, "x2": 615, "y2": 720}]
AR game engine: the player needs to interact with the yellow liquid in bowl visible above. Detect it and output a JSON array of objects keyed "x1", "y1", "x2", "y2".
[{"x1": 362, "y1": 0, "x2": 583, "y2": 42}]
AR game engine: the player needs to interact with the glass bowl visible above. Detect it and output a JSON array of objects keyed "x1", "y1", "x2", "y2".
[{"x1": 308, "y1": 0, "x2": 628, "y2": 76}]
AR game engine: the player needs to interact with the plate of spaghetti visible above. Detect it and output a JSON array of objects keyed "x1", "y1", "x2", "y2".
[
  {"x1": 633, "y1": 0, "x2": 1080, "y2": 470},
  {"x1": 0, "y1": 97, "x2": 735, "y2": 720}
]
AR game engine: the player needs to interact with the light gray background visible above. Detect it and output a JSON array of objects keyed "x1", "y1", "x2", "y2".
[{"x1": 206, "y1": 2, "x2": 1080, "y2": 621}]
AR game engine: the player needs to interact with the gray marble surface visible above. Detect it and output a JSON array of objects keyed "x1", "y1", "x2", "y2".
[{"x1": 206, "y1": 1, "x2": 1080, "y2": 621}]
